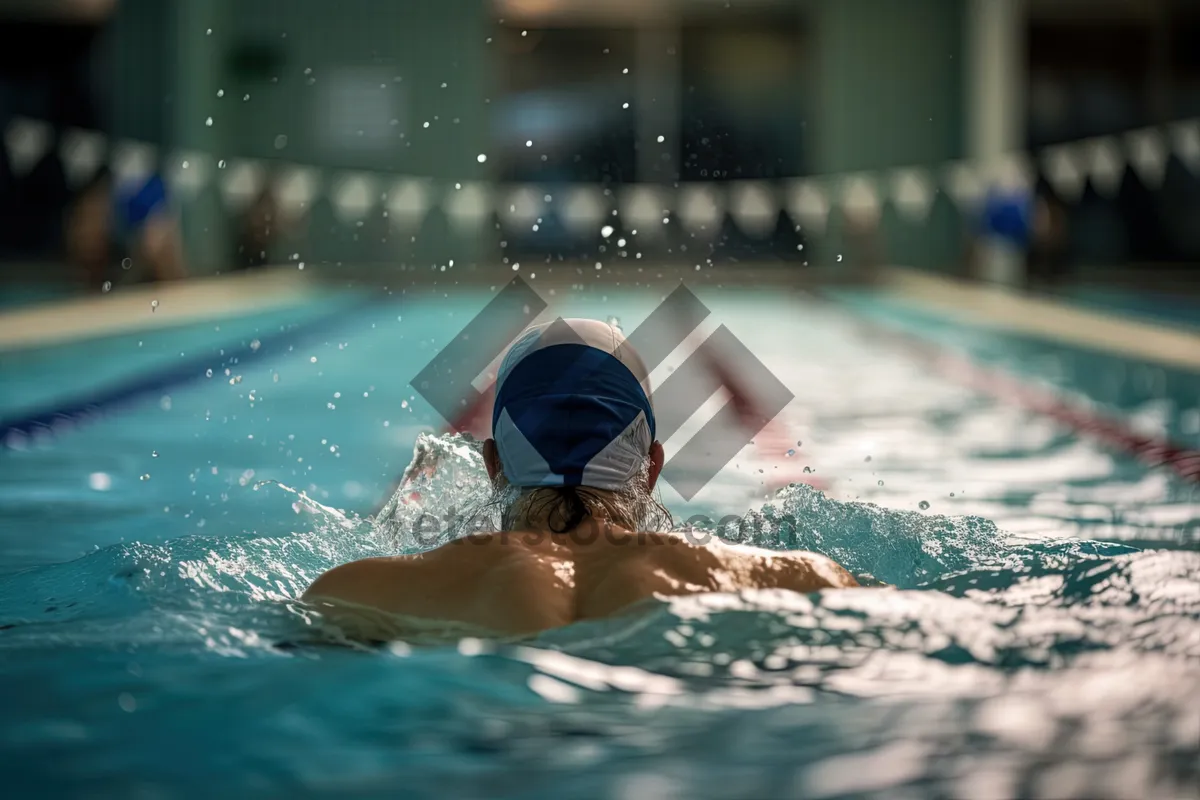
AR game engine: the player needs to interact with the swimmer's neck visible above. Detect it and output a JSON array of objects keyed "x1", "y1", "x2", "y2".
[
  {"x1": 500, "y1": 486, "x2": 642, "y2": 542},
  {"x1": 501, "y1": 509, "x2": 636, "y2": 545},
  {"x1": 502, "y1": 513, "x2": 626, "y2": 535}
]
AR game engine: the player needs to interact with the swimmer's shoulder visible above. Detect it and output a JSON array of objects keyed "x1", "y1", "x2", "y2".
[
  {"x1": 302, "y1": 554, "x2": 423, "y2": 607},
  {"x1": 646, "y1": 533, "x2": 860, "y2": 591},
  {"x1": 726, "y1": 543, "x2": 859, "y2": 590},
  {"x1": 303, "y1": 533, "x2": 562, "y2": 606},
  {"x1": 577, "y1": 529, "x2": 856, "y2": 590}
]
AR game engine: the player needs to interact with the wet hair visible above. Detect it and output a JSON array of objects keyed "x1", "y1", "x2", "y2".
[{"x1": 487, "y1": 435, "x2": 672, "y2": 535}]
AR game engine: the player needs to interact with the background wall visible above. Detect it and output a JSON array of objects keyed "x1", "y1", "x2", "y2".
[
  {"x1": 812, "y1": 0, "x2": 965, "y2": 270},
  {"x1": 2, "y1": 0, "x2": 1199, "y2": 294}
]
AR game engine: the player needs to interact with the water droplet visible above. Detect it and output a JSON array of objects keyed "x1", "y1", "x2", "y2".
[
  {"x1": 140, "y1": 474, "x2": 151, "y2": 481},
  {"x1": 657, "y1": 135, "x2": 665, "y2": 143},
  {"x1": 205, "y1": 117, "x2": 213, "y2": 127},
  {"x1": 950, "y1": 492, "x2": 956, "y2": 497},
  {"x1": 525, "y1": 140, "x2": 533, "y2": 147},
  {"x1": 786, "y1": 449, "x2": 795, "y2": 457},
  {"x1": 250, "y1": 339, "x2": 261, "y2": 352},
  {"x1": 150, "y1": 300, "x2": 159, "y2": 313},
  {"x1": 101, "y1": 281, "x2": 112, "y2": 292},
  {"x1": 864, "y1": 455, "x2": 872, "y2": 462},
  {"x1": 877, "y1": 480, "x2": 884, "y2": 486},
  {"x1": 919, "y1": 500, "x2": 930, "y2": 510},
  {"x1": 836, "y1": 254, "x2": 843, "y2": 262},
  {"x1": 121, "y1": 258, "x2": 132, "y2": 270},
  {"x1": 151, "y1": 451, "x2": 159, "y2": 458},
  {"x1": 217, "y1": 89, "x2": 224, "y2": 97},
  {"x1": 802, "y1": 466, "x2": 812, "y2": 474},
  {"x1": 796, "y1": 440, "x2": 803, "y2": 447},
  {"x1": 273, "y1": 134, "x2": 288, "y2": 149},
  {"x1": 477, "y1": 153, "x2": 487, "y2": 163},
  {"x1": 205, "y1": 368, "x2": 213, "y2": 378}
]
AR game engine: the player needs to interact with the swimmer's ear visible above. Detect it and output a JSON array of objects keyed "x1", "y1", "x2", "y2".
[
  {"x1": 647, "y1": 441, "x2": 664, "y2": 491},
  {"x1": 483, "y1": 438, "x2": 501, "y2": 481}
]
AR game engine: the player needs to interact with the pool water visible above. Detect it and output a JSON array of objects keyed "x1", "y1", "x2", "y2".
[{"x1": 0, "y1": 285, "x2": 1197, "y2": 798}]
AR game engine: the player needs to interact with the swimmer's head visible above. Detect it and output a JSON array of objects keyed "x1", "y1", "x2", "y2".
[{"x1": 484, "y1": 318, "x2": 667, "y2": 532}]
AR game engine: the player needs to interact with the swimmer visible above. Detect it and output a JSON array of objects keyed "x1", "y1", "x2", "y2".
[
  {"x1": 66, "y1": 166, "x2": 187, "y2": 290},
  {"x1": 303, "y1": 318, "x2": 857, "y2": 637}
]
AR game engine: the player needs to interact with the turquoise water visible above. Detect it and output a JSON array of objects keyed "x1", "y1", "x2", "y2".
[{"x1": 0, "y1": 287, "x2": 1198, "y2": 798}]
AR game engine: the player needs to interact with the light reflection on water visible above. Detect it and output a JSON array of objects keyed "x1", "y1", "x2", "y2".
[
  {"x1": 0, "y1": 431, "x2": 1197, "y2": 797},
  {"x1": 0, "y1": 293, "x2": 1198, "y2": 796}
]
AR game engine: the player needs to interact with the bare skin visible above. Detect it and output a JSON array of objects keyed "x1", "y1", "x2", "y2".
[
  {"x1": 303, "y1": 439, "x2": 858, "y2": 637},
  {"x1": 66, "y1": 179, "x2": 188, "y2": 289}
]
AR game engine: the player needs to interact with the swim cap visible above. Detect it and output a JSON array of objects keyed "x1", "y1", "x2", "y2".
[{"x1": 492, "y1": 318, "x2": 655, "y2": 490}]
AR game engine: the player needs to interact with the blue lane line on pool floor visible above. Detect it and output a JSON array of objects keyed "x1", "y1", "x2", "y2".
[{"x1": 0, "y1": 297, "x2": 388, "y2": 449}]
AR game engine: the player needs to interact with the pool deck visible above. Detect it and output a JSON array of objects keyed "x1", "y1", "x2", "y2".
[
  {"x1": 0, "y1": 267, "x2": 319, "y2": 353},
  {"x1": 880, "y1": 268, "x2": 1200, "y2": 371},
  {"x1": 3, "y1": 264, "x2": 1198, "y2": 373}
]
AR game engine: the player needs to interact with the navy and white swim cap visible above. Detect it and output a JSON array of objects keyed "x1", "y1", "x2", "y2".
[{"x1": 492, "y1": 318, "x2": 655, "y2": 490}]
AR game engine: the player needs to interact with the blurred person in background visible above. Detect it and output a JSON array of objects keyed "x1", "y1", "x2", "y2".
[
  {"x1": 1026, "y1": 190, "x2": 1070, "y2": 289},
  {"x1": 0, "y1": 0, "x2": 115, "y2": 282},
  {"x1": 966, "y1": 180, "x2": 1033, "y2": 286},
  {"x1": 232, "y1": 179, "x2": 297, "y2": 271},
  {"x1": 842, "y1": 202, "x2": 885, "y2": 279},
  {"x1": 233, "y1": 184, "x2": 277, "y2": 270},
  {"x1": 66, "y1": 165, "x2": 188, "y2": 291},
  {"x1": 965, "y1": 181, "x2": 1070, "y2": 291}
]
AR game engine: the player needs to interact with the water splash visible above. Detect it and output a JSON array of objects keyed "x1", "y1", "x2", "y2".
[
  {"x1": 0, "y1": 432, "x2": 1196, "y2": 796},
  {"x1": 372, "y1": 431, "x2": 495, "y2": 550}
]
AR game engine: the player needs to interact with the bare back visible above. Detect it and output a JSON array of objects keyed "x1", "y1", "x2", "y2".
[{"x1": 303, "y1": 528, "x2": 858, "y2": 638}]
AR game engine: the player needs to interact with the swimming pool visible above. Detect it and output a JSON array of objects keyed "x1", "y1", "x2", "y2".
[{"x1": 1, "y1": 279, "x2": 1197, "y2": 798}]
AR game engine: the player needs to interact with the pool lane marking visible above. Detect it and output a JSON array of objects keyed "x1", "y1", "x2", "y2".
[
  {"x1": 0, "y1": 268, "x2": 317, "y2": 353},
  {"x1": 845, "y1": 311, "x2": 1200, "y2": 485},
  {"x1": 884, "y1": 268, "x2": 1200, "y2": 371},
  {"x1": 0, "y1": 298, "x2": 384, "y2": 448}
]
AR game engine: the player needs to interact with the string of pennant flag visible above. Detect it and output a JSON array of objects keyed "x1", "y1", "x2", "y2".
[{"x1": 6, "y1": 116, "x2": 1200, "y2": 237}]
